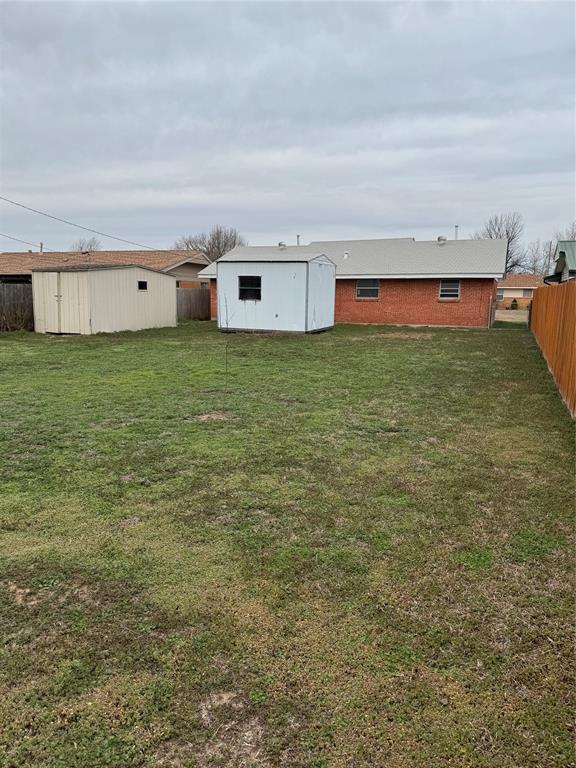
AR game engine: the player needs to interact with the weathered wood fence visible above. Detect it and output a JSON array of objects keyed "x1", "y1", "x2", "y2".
[
  {"x1": 176, "y1": 286, "x2": 211, "y2": 321},
  {"x1": 530, "y1": 280, "x2": 575, "y2": 415},
  {"x1": 0, "y1": 283, "x2": 34, "y2": 332}
]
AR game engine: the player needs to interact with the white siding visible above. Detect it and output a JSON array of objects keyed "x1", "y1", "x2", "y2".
[
  {"x1": 89, "y1": 267, "x2": 176, "y2": 333},
  {"x1": 306, "y1": 258, "x2": 336, "y2": 331},
  {"x1": 217, "y1": 261, "x2": 308, "y2": 332}
]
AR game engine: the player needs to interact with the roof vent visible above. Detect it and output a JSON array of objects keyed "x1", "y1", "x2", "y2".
[
  {"x1": 437, "y1": 236, "x2": 447, "y2": 246},
  {"x1": 278, "y1": 242, "x2": 287, "y2": 250},
  {"x1": 343, "y1": 251, "x2": 350, "y2": 259}
]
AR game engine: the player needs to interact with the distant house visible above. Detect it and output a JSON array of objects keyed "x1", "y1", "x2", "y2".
[
  {"x1": 496, "y1": 274, "x2": 544, "y2": 310},
  {"x1": 210, "y1": 245, "x2": 335, "y2": 333},
  {"x1": 0, "y1": 249, "x2": 208, "y2": 286},
  {"x1": 200, "y1": 237, "x2": 506, "y2": 328},
  {"x1": 544, "y1": 241, "x2": 576, "y2": 284}
]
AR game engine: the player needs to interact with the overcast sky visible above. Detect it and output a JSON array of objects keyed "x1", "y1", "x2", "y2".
[{"x1": 0, "y1": 1, "x2": 574, "y2": 251}]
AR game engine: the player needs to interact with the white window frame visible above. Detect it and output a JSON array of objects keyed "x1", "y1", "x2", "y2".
[
  {"x1": 238, "y1": 275, "x2": 262, "y2": 301},
  {"x1": 496, "y1": 289, "x2": 504, "y2": 300},
  {"x1": 439, "y1": 279, "x2": 460, "y2": 300}
]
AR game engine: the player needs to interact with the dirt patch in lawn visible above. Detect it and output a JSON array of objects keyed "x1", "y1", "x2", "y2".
[
  {"x1": 3, "y1": 579, "x2": 101, "y2": 607},
  {"x1": 153, "y1": 691, "x2": 268, "y2": 767},
  {"x1": 351, "y1": 332, "x2": 433, "y2": 341},
  {"x1": 189, "y1": 411, "x2": 236, "y2": 422}
]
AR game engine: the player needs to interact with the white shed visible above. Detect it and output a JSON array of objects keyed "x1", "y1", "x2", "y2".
[
  {"x1": 216, "y1": 246, "x2": 336, "y2": 333},
  {"x1": 32, "y1": 264, "x2": 177, "y2": 334}
]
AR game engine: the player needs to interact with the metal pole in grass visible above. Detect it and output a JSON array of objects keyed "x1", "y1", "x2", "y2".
[{"x1": 223, "y1": 294, "x2": 230, "y2": 395}]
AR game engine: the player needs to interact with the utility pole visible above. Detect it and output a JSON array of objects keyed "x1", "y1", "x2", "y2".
[
  {"x1": 297, "y1": 234, "x2": 300, "y2": 246},
  {"x1": 39, "y1": 242, "x2": 43, "y2": 253},
  {"x1": 454, "y1": 225, "x2": 459, "y2": 240}
]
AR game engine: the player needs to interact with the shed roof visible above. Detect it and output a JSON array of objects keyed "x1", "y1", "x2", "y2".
[
  {"x1": 0, "y1": 249, "x2": 206, "y2": 276},
  {"x1": 218, "y1": 246, "x2": 330, "y2": 263},
  {"x1": 32, "y1": 263, "x2": 175, "y2": 276},
  {"x1": 198, "y1": 237, "x2": 506, "y2": 279}
]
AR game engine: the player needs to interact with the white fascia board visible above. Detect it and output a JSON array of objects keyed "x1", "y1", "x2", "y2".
[{"x1": 336, "y1": 273, "x2": 502, "y2": 279}]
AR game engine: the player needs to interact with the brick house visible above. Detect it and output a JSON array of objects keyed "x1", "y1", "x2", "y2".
[
  {"x1": 200, "y1": 237, "x2": 506, "y2": 328},
  {"x1": 496, "y1": 274, "x2": 544, "y2": 310}
]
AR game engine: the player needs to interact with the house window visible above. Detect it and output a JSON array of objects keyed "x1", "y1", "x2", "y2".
[
  {"x1": 138, "y1": 280, "x2": 148, "y2": 291},
  {"x1": 176, "y1": 280, "x2": 181, "y2": 288},
  {"x1": 356, "y1": 279, "x2": 379, "y2": 298},
  {"x1": 239, "y1": 275, "x2": 261, "y2": 301},
  {"x1": 522, "y1": 288, "x2": 533, "y2": 298},
  {"x1": 439, "y1": 279, "x2": 460, "y2": 299},
  {"x1": 496, "y1": 289, "x2": 504, "y2": 300}
]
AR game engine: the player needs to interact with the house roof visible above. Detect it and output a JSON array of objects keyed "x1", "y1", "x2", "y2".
[
  {"x1": 0, "y1": 249, "x2": 207, "y2": 276},
  {"x1": 198, "y1": 237, "x2": 506, "y2": 279},
  {"x1": 217, "y1": 245, "x2": 332, "y2": 264},
  {"x1": 497, "y1": 274, "x2": 544, "y2": 289}
]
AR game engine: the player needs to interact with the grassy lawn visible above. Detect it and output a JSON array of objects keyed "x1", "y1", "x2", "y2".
[{"x1": 0, "y1": 321, "x2": 573, "y2": 768}]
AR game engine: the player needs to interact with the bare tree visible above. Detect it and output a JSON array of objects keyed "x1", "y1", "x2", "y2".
[
  {"x1": 173, "y1": 225, "x2": 247, "y2": 263},
  {"x1": 473, "y1": 212, "x2": 524, "y2": 274},
  {"x1": 70, "y1": 236, "x2": 101, "y2": 252},
  {"x1": 555, "y1": 221, "x2": 576, "y2": 241},
  {"x1": 522, "y1": 239, "x2": 555, "y2": 275}
]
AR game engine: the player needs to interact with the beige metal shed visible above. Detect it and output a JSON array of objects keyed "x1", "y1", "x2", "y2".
[{"x1": 32, "y1": 264, "x2": 177, "y2": 334}]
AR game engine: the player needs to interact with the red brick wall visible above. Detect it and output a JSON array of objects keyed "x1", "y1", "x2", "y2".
[
  {"x1": 209, "y1": 279, "x2": 217, "y2": 320},
  {"x1": 335, "y1": 278, "x2": 496, "y2": 327}
]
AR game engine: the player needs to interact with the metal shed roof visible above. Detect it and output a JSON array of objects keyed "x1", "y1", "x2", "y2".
[
  {"x1": 31, "y1": 264, "x2": 174, "y2": 276},
  {"x1": 217, "y1": 246, "x2": 331, "y2": 263}
]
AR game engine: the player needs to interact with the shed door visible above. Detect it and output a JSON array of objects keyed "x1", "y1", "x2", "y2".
[
  {"x1": 42, "y1": 272, "x2": 62, "y2": 333},
  {"x1": 59, "y1": 272, "x2": 84, "y2": 334}
]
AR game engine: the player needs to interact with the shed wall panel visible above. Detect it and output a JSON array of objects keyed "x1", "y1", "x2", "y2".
[
  {"x1": 307, "y1": 259, "x2": 336, "y2": 331},
  {"x1": 217, "y1": 262, "x2": 308, "y2": 332},
  {"x1": 89, "y1": 267, "x2": 177, "y2": 333}
]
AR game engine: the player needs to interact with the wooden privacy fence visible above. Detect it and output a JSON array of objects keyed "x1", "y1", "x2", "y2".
[
  {"x1": 0, "y1": 283, "x2": 34, "y2": 332},
  {"x1": 530, "y1": 280, "x2": 576, "y2": 415},
  {"x1": 176, "y1": 286, "x2": 211, "y2": 321}
]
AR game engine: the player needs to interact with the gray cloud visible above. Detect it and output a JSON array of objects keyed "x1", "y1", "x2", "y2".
[{"x1": 0, "y1": 1, "x2": 574, "y2": 249}]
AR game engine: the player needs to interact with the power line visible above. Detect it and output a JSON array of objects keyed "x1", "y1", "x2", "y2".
[
  {"x1": 0, "y1": 195, "x2": 156, "y2": 250},
  {"x1": 0, "y1": 232, "x2": 56, "y2": 252}
]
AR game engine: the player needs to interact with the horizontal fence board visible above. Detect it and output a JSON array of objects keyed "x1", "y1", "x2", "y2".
[
  {"x1": 530, "y1": 281, "x2": 576, "y2": 416},
  {"x1": 176, "y1": 286, "x2": 211, "y2": 321},
  {"x1": 0, "y1": 283, "x2": 34, "y2": 332}
]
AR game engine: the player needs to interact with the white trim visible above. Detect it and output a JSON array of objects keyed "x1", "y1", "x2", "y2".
[{"x1": 336, "y1": 273, "x2": 501, "y2": 279}]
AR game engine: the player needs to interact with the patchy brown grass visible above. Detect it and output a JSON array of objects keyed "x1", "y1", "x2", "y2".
[{"x1": 0, "y1": 321, "x2": 573, "y2": 767}]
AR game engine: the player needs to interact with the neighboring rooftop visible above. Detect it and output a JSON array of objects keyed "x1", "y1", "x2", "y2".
[
  {"x1": 498, "y1": 274, "x2": 545, "y2": 288},
  {"x1": 198, "y1": 237, "x2": 507, "y2": 278},
  {"x1": 0, "y1": 249, "x2": 207, "y2": 276}
]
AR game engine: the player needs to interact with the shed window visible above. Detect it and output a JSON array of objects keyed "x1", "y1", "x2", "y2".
[
  {"x1": 522, "y1": 288, "x2": 533, "y2": 298},
  {"x1": 356, "y1": 279, "x2": 379, "y2": 298},
  {"x1": 439, "y1": 279, "x2": 460, "y2": 299},
  {"x1": 138, "y1": 280, "x2": 148, "y2": 291},
  {"x1": 239, "y1": 275, "x2": 261, "y2": 301},
  {"x1": 496, "y1": 289, "x2": 504, "y2": 300}
]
